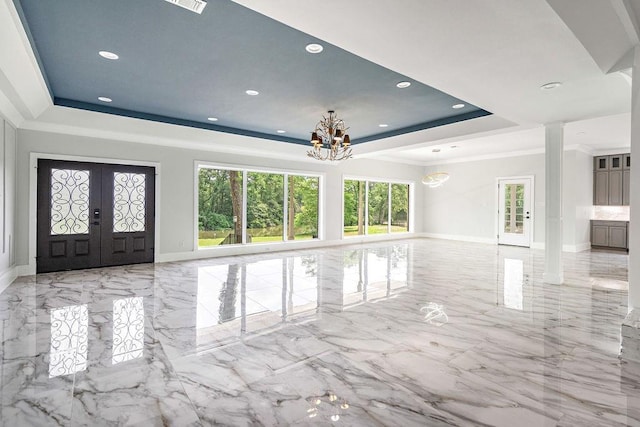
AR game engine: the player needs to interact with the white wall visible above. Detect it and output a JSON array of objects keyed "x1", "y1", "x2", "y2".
[
  {"x1": 15, "y1": 129, "x2": 425, "y2": 271},
  {"x1": 571, "y1": 150, "x2": 594, "y2": 250},
  {"x1": 423, "y1": 153, "x2": 545, "y2": 244},
  {"x1": 422, "y1": 149, "x2": 592, "y2": 251},
  {"x1": 0, "y1": 116, "x2": 17, "y2": 292}
]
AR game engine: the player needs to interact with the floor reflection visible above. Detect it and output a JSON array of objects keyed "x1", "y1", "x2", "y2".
[
  {"x1": 4, "y1": 239, "x2": 634, "y2": 425},
  {"x1": 49, "y1": 304, "x2": 88, "y2": 378},
  {"x1": 504, "y1": 258, "x2": 524, "y2": 310},
  {"x1": 112, "y1": 297, "x2": 145, "y2": 365},
  {"x1": 420, "y1": 302, "x2": 449, "y2": 326},
  {"x1": 343, "y1": 245, "x2": 409, "y2": 307}
]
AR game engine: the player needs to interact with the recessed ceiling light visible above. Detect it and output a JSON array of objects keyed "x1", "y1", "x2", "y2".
[
  {"x1": 207, "y1": 117, "x2": 218, "y2": 122},
  {"x1": 540, "y1": 82, "x2": 562, "y2": 90},
  {"x1": 98, "y1": 51, "x2": 119, "y2": 60},
  {"x1": 305, "y1": 43, "x2": 323, "y2": 54},
  {"x1": 276, "y1": 130, "x2": 286, "y2": 134},
  {"x1": 379, "y1": 124, "x2": 389, "y2": 128},
  {"x1": 450, "y1": 145, "x2": 459, "y2": 149},
  {"x1": 245, "y1": 90, "x2": 259, "y2": 96},
  {"x1": 432, "y1": 148, "x2": 441, "y2": 153},
  {"x1": 452, "y1": 103, "x2": 465, "y2": 109},
  {"x1": 396, "y1": 81, "x2": 411, "y2": 89},
  {"x1": 97, "y1": 96, "x2": 112, "y2": 103}
]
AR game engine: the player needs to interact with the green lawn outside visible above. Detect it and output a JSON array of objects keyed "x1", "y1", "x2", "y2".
[
  {"x1": 198, "y1": 231, "x2": 315, "y2": 247},
  {"x1": 343, "y1": 224, "x2": 408, "y2": 236}
]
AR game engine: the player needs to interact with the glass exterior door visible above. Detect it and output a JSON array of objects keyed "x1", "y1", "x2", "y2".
[{"x1": 498, "y1": 178, "x2": 532, "y2": 247}]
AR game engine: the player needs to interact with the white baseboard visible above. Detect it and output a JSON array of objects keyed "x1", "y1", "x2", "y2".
[
  {"x1": 570, "y1": 242, "x2": 592, "y2": 253},
  {"x1": 420, "y1": 232, "x2": 497, "y2": 245},
  {"x1": 134, "y1": 233, "x2": 418, "y2": 264},
  {"x1": 15, "y1": 234, "x2": 419, "y2": 274},
  {"x1": 420, "y1": 234, "x2": 592, "y2": 254},
  {"x1": 532, "y1": 242, "x2": 592, "y2": 253},
  {"x1": 543, "y1": 272, "x2": 564, "y2": 284},
  {"x1": 16, "y1": 264, "x2": 36, "y2": 277},
  {"x1": 0, "y1": 266, "x2": 17, "y2": 295}
]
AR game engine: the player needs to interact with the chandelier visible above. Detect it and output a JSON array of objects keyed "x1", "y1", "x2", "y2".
[
  {"x1": 307, "y1": 110, "x2": 353, "y2": 161},
  {"x1": 421, "y1": 172, "x2": 450, "y2": 188}
]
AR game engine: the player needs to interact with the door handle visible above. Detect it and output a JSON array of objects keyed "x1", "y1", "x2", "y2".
[
  {"x1": 93, "y1": 209, "x2": 100, "y2": 219},
  {"x1": 92, "y1": 221, "x2": 100, "y2": 226}
]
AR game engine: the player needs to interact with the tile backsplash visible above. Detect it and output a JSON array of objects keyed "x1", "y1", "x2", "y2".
[{"x1": 592, "y1": 205, "x2": 630, "y2": 221}]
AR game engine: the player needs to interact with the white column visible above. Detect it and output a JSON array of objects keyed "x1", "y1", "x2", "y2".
[
  {"x1": 630, "y1": 47, "x2": 640, "y2": 309},
  {"x1": 543, "y1": 122, "x2": 564, "y2": 285},
  {"x1": 620, "y1": 46, "x2": 640, "y2": 361}
]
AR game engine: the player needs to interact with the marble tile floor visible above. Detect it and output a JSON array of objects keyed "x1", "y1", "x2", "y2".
[{"x1": 0, "y1": 238, "x2": 637, "y2": 426}]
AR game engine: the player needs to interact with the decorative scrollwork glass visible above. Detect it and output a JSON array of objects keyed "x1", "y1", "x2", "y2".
[
  {"x1": 50, "y1": 169, "x2": 90, "y2": 235},
  {"x1": 113, "y1": 172, "x2": 146, "y2": 233},
  {"x1": 112, "y1": 297, "x2": 145, "y2": 364},
  {"x1": 49, "y1": 305, "x2": 88, "y2": 378}
]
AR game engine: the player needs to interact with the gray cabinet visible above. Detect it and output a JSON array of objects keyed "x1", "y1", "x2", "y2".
[
  {"x1": 624, "y1": 170, "x2": 631, "y2": 206},
  {"x1": 610, "y1": 154, "x2": 623, "y2": 170},
  {"x1": 609, "y1": 225, "x2": 628, "y2": 249},
  {"x1": 591, "y1": 223, "x2": 609, "y2": 246},
  {"x1": 593, "y1": 153, "x2": 630, "y2": 206},
  {"x1": 594, "y1": 171, "x2": 609, "y2": 205},
  {"x1": 624, "y1": 153, "x2": 631, "y2": 206},
  {"x1": 595, "y1": 156, "x2": 609, "y2": 171},
  {"x1": 609, "y1": 170, "x2": 623, "y2": 205},
  {"x1": 591, "y1": 220, "x2": 628, "y2": 250}
]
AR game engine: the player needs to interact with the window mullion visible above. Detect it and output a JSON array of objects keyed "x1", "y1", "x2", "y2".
[
  {"x1": 387, "y1": 183, "x2": 392, "y2": 234},
  {"x1": 283, "y1": 173, "x2": 288, "y2": 242},
  {"x1": 242, "y1": 170, "x2": 248, "y2": 244}
]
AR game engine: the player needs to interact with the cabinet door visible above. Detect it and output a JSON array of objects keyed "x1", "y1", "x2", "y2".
[
  {"x1": 623, "y1": 170, "x2": 631, "y2": 206},
  {"x1": 609, "y1": 170, "x2": 623, "y2": 205},
  {"x1": 624, "y1": 153, "x2": 631, "y2": 170},
  {"x1": 594, "y1": 171, "x2": 609, "y2": 205},
  {"x1": 592, "y1": 225, "x2": 609, "y2": 246},
  {"x1": 595, "y1": 156, "x2": 609, "y2": 171},
  {"x1": 610, "y1": 155, "x2": 623, "y2": 171},
  {"x1": 609, "y1": 226, "x2": 627, "y2": 249}
]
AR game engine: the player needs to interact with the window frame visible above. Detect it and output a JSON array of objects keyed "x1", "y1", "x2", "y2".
[
  {"x1": 341, "y1": 175, "x2": 414, "y2": 238},
  {"x1": 195, "y1": 161, "x2": 323, "y2": 250}
]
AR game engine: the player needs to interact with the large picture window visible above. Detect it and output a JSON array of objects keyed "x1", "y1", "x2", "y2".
[
  {"x1": 343, "y1": 178, "x2": 411, "y2": 237},
  {"x1": 343, "y1": 179, "x2": 366, "y2": 236},
  {"x1": 198, "y1": 165, "x2": 320, "y2": 248},
  {"x1": 368, "y1": 182, "x2": 389, "y2": 234},
  {"x1": 247, "y1": 172, "x2": 284, "y2": 243},
  {"x1": 288, "y1": 175, "x2": 319, "y2": 240},
  {"x1": 391, "y1": 183, "x2": 409, "y2": 233},
  {"x1": 198, "y1": 168, "x2": 243, "y2": 247}
]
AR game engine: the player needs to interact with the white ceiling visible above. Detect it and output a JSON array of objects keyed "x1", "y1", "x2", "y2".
[
  {"x1": 234, "y1": 0, "x2": 635, "y2": 163},
  {"x1": 378, "y1": 112, "x2": 632, "y2": 165}
]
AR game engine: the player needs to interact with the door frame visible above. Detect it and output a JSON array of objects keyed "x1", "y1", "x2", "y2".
[
  {"x1": 495, "y1": 175, "x2": 535, "y2": 247},
  {"x1": 27, "y1": 152, "x2": 161, "y2": 275}
]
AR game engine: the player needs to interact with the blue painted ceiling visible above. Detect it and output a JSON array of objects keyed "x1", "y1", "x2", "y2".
[{"x1": 14, "y1": 0, "x2": 490, "y2": 145}]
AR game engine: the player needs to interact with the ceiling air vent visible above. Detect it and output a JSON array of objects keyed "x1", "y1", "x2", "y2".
[{"x1": 164, "y1": 0, "x2": 207, "y2": 14}]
